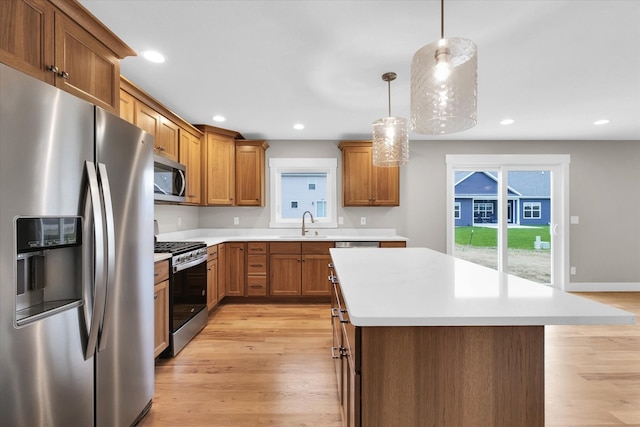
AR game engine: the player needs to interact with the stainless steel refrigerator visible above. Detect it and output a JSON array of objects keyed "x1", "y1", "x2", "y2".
[{"x1": 0, "y1": 63, "x2": 154, "y2": 426}]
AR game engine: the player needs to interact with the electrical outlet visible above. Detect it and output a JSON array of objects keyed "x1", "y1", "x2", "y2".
[
  {"x1": 233, "y1": 217, "x2": 239, "y2": 225},
  {"x1": 570, "y1": 267, "x2": 576, "y2": 275},
  {"x1": 338, "y1": 216, "x2": 344, "y2": 225},
  {"x1": 570, "y1": 216, "x2": 579, "y2": 224},
  {"x1": 177, "y1": 216, "x2": 182, "y2": 227},
  {"x1": 360, "y1": 217, "x2": 366, "y2": 225}
]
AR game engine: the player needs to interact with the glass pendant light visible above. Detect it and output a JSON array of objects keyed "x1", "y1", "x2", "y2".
[
  {"x1": 410, "y1": 0, "x2": 477, "y2": 135},
  {"x1": 372, "y1": 72, "x2": 409, "y2": 167}
]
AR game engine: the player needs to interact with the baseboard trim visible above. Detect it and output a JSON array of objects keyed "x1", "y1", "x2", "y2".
[{"x1": 565, "y1": 282, "x2": 640, "y2": 292}]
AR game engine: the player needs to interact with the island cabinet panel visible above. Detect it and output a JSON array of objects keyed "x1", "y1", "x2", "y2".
[
  {"x1": 356, "y1": 326, "x2": 544, "y2": 427},
  {"x1": 217, "y1": 243, "x2": 226, "y2": 301}
]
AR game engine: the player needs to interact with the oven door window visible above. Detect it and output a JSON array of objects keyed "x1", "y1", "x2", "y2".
[{"x1": 170, "y1": 260, "x2": 206, "y2": 331}]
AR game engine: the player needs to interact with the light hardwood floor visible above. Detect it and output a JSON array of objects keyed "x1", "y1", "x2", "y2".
[{"x1": 139, "y1": 293, "x2": 639, "y2": 427}]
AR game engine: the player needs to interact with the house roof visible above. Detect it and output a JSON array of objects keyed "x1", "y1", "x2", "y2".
[{"x1": 455, "y1": 171, "x2": 550, "y2": 198}]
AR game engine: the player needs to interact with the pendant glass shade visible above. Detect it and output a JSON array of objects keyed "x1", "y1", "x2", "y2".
[
  {"x1": 372, "y1": 116, "x2": 409, "y2": 167},
  {"x1": 410, "y1": 37, "x2": 477, "y2": 134}
]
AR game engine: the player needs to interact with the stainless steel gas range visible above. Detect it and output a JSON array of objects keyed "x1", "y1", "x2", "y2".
[{"x1": 154, "y1": 241, "x2": 208, "y2": 356}]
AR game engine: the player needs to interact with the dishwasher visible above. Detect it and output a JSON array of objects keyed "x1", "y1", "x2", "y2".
[{"x1": 334, "y1": 241, "x2": 380, "y2": 248}]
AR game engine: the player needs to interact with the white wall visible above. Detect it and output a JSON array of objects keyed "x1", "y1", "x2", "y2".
[{"x1": 155, "y1": 139, "x2": 640, "y2": 287}]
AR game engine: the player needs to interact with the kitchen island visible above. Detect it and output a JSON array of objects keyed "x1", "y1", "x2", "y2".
[{"x1": 329, "y1": 247, "x2": 635, "y2": 427}]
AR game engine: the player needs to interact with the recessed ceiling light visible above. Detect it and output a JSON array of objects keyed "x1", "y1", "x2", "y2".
[
  {"x1": 212, "y1": 115, "x2": 226, "y2": 122},
  {"x1": 293, "y1": 123, "x2": 305, "y2": 130},
  {"x1": 500, "y1": 118, "x2": 514, "y2": 125},
  {"x1": 141, "y1": 50, "x2": 166, "y2": 64},
  {"x1": 593, "y1": 119, "x2": 610, "y2": 126}
]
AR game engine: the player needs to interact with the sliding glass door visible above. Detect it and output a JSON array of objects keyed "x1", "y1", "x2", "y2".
[{"x1": 446, "y1": 155, "x2": 570, "y2": 289}]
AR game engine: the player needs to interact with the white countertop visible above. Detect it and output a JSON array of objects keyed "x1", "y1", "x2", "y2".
[
  {"x1": 330, "y1": 247, "x2": 636, "y2": 327},
  {"x1": 156, "y1": 228, "x2": 407, "y2": 247}
]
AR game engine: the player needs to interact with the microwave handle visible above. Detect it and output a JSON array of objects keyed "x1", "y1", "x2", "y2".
[{"x1": 177, "y1": 169, "x2": 186, "y2": 197}]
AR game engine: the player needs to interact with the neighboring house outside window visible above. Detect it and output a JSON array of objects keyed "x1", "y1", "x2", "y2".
[{"x1": 454, "y1": 202, "x2": 461, "y2": 219}]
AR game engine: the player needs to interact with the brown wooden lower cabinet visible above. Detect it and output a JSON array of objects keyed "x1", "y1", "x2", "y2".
[
  {"x1": 331, "y1": 282, "x2": 544, "y2": 427},
  {"x1": 153, "y1": 260, "x2": 169, "y2": 358},
  {"x1": 206, "y1": 245, "x2": 218, "y2": 311},
  {"x1": 225, "y1": 242, "x2": 245, "y2": 296},
  {"x1": 270, "y1": 241, "x2": 334, "y2": 296}
]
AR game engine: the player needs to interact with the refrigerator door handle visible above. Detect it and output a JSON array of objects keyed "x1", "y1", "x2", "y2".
[
  {"x1": 83, "y1": 161, "x2": 108, "y2": 360},
  {"x1": 97, "y1": 163, "x2": 116, "y2": 352}
]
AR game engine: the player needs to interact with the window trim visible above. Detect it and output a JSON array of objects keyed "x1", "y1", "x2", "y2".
[{"x1": 269, "y1": 158, "x2": 337, "y2": 228}]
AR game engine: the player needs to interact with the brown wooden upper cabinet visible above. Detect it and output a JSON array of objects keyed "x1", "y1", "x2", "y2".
[
  {"x1": 235, "y1": 140, "x2": 269, "y2": 206},
  {"x1": 120, "y1": 78, "x2": 197, "y2": 164},
  {"x1": 179, "y1": 129, "x2": 202, "y2": 205},
  {"x1": 0, "y1": 0, "x2": 135, "y2": 112},
  {"x1": 339, "y1": 140, "x2": 400, "y2": 207},
  {"x1": 197, "y1": 125, "x2": 268, "y2": 207}
]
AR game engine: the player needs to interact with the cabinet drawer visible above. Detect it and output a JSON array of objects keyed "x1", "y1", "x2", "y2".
[
  {"x1": 154, "y1": 260, "x2": 169, "y2": 284},
  {"x1": 207, "y1": 244, "x2": 218, "y2": 261},
  {"x1": 247, "y1": 255, "x2": 267, "y2": 274},
  {"x1": 247, "y1": 276, "x2": 267, "y2": 296},
  {"x1": 302, "y1": 241, "x2": 334, "y2": 254},
  {"x1": 270, "y1": 241, "x2": 301, "y2": 254},
  {"x1": 247, "y1": 242, "x2": 268, "y2": 254}
]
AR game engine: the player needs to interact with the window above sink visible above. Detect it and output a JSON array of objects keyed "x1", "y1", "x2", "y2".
[{"x1": 269, "y1": 158, "x2": 337, "y2": 229}]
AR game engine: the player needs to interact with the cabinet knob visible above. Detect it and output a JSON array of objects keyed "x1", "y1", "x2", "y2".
[
  {"x1": 47, "y1": 65, "x2": 59, "y2": 74},
  {"x1": 154, "y1": 294, "x2": 158, "y2": 300},
  {"x1": 58, "y1": 71, "x2": 69, "y2": 79}
]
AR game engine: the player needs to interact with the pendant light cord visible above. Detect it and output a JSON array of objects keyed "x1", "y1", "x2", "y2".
[
  {"x1": 441, "y1": 0, "x2": 445, "y2": 39},
  {"x1": 387, "y1": 79, "x2": 392, "y2": 117}
]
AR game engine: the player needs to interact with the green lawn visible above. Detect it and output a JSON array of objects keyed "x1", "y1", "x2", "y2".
[{"x1": 455, "y1": 226, "x2": 550, "y2": 250}]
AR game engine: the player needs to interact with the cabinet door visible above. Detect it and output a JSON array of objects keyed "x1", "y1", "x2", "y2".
[
  {"x1": 206, "y1": 259, "x2": 218, "y2": 311},
  {"x1": 269, "y1": 254, "x2": 301, "y2": 296},
  {"x1": 302, "y1": 254, "x2": 332, "y2": 296},
  {"x1": 342, "y1": 145, "x2": 373, "y2": 206},
  {"x1": 372, "y1": 164, "x2": 400, "y2": 206},
  {"x1": 119, "y1": 89, "x2": 135, "y2": 124},
  {"x1": 225, "y1": 242, "x2": 245, "y2": 296},
  {"x1": 180, "y1": 130, "x2": 202, "y2": 205},
  {"x1": 217, "y1": 243, "x2": 226, "y2": 301},
  {"x1": 158, "y1": 116, "x2": 179, "y2": 162},
  {"x1": 204, "y1": 132, "x2": 235, "y2": 205},
  {"x1": 54, "y1": 12, "x2": 119, "y2": 112},
  {"x1": 235, "y1": 143, "x2": 264, "y2": 206},
  {"x1": 153, "y1": 280, "x2": 169, "y2": 358},
  {"x1": 0, "y1": 0, "x2": 54, "y2": 84},
  {"x1": 135, "y1": 102, "x2": 159, "y2": 144}
]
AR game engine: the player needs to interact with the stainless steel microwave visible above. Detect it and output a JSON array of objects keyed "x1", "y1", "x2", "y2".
[{"x1": 153, "y1": 155, "x2": 186, "y2": 202}]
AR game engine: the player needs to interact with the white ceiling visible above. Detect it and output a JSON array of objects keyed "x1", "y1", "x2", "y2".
[{"x1": 80, "y1": 0, "x2": 640, "y2": 142}]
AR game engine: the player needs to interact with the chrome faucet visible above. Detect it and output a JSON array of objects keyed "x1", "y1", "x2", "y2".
[{"x1": 301, "y1": 210, "x2": 315, "y2": 236}]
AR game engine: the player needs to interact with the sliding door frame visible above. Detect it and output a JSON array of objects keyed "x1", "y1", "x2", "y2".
[{"x1": 446, "y1": 154, "x2": 571, "y2": 290}]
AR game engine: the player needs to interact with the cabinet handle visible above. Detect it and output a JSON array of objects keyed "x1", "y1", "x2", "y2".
[
  {"x1": 58, "y1": 71, "x2": 69, "y2": 79},
  {"x1": 331, "y1": 346, "x2": 346, "y2": 359},
  {"x1": 154, "y1": 273, "x2": 160, "y2": 277},
  {"x1": 47, "y1": 65, "x2": 59, "y2": 74},
  {"x1": 250, "y1": 284, "x2": 262, "y2": 289},
  {"x1": 331, "y1": 307, "x2": 339, "y2": 318},
  {"x1": 250, "y1": 264, "x2": 263, "y2": 267},
  {"x1": 337, "y1": 308, "x2": 348, "y2": 324}
]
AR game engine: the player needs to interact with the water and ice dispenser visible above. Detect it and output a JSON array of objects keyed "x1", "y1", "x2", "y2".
[{"x1": 15, "y1": 217, "x2": 83, "y2": 326}]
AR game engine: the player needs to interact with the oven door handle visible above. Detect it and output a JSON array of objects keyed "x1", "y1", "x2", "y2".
[{"x1": 173, "y1": 255, "x2": 207, "y2": 273}]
